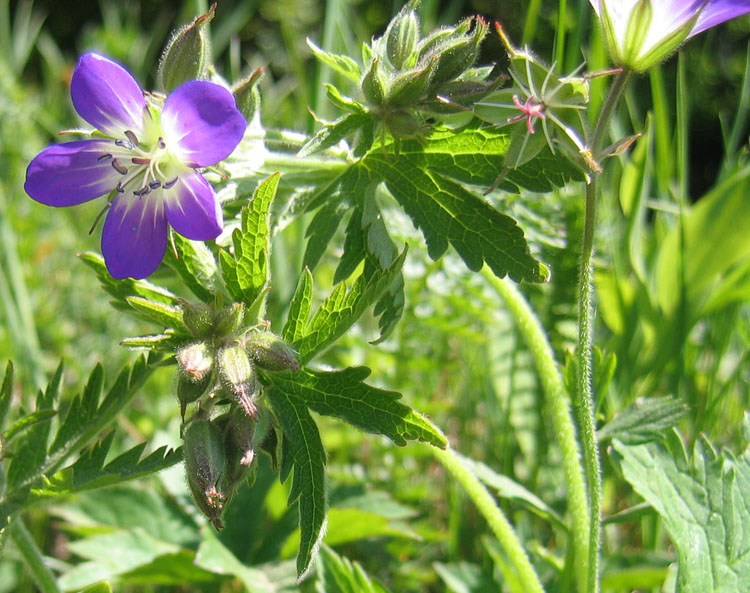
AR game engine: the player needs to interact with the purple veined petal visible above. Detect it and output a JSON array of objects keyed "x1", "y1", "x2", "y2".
[
  {"x1": 25, "y1": 139, "x2": 122, "y2": 206},
  {"x1": 691, "y1": 0, "x2": 750, "y2": 36},
  {"x1": 71, "y1": 53, "x2": 147, "y2": 137},
  {"x1": 101, "y1": 192, "x2": 168, "y2": 279},
  {"x1": 161, "y1": 80, "x2": 247, "y2": 168},
  {"x1": 163, "y1": 171, "x2": 223, "y2": 240}
]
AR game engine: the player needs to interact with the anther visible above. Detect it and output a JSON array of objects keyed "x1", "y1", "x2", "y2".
[
  {"x1": 97, "y1": 153, "x2": 113, "y2": 162},
  {"x1": 111, "y1": 159, "x2": 128, "y2": 175},
  {"x1": 133, "y1": 186, "x2": 151, "y2": 197},
  {"x1": 116, "y1": 182, "x2": 125, "y2": 193},
  {"x1": 124, "y1": 130, "x2": 139, "y2": 147},
  {"x1": 131, "y1": 157, "x2": 150, "y2": 165},
  {"x1": 158, "y1": 138, "x2": 166, "y2": 149},
  {"x1": 115, "y1": 139, "x2": 133, "y2": 150},
  {"x1": 149, "y1": 180, "x2": 162, "y2": 189},
  {"x1": 163, "y1": 177, "x2": 178, "y2": 189}
]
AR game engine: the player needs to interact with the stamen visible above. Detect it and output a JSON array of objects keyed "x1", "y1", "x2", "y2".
[
  {"x1": 124, "y1": 130, "x2": 139, "y2": 147},
  {"x1": 163, "y1": 177, "x2": 178, "y2": 189},
  {"x1": 131, "y1": 157, "x2": 150, "y2": 165},
  {"x1": 133, "y1": 186, "x2": 151, "y2": 197},
  {"x1": 111, "y1": 159, "x2": 128, "y2": 175},
  {"x1": 115, "y1": 139, "x2": 133, "y2": 150},
  {"x1": 158, "y1": 137, "x2": 166, "y2": 149},
  {"x1": 149, "y1": 180, "x2": 162, "y2": 189},
  {"x1": 97, "y1": 153, "x2": 113, "y2": 162},
  {"x1": 116, "y1": 182, "x2": 125, "y2": 193}
]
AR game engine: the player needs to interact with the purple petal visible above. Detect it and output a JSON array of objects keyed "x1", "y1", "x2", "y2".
[
  {"x1": 71, "y1": 53, "x2": 146, "y2": 137},
  {"x1": 25, "y1": 139, "x2": 121, "y2": 206},
  {"x1": 164, "y1": 171, "x2": 223, "y2": 240},
  {"x1": 101, "y1": 193, "x2": 168, "y2": 279},
  {"x1": 692, "y1": 0, "x2": 750, "y2": 36},
  {"x1": 161, "y1": 80, "x2": 246, "y2": 167}
]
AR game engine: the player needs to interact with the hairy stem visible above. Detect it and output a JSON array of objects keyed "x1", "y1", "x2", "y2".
[
  {"x1": 428, "y1": 444, "x2": 546, "y2": 593},
  {"x1": 579, "y1": 68, "x2": 632, "y2": 593},
  {"x1": 484, "y1": 270, "x2": 589, "y2": 593},
  {"x1": 9, "y1": 517, "x2": 61, "y2": 593}
]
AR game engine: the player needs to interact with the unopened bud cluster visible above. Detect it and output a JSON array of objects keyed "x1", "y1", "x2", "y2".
[
  {"x1": 360, "y1": 0, "x2": 496, "y2": 139},
  {"x1": 176, "y1": 300, "x2": 298, "y2": 527}
]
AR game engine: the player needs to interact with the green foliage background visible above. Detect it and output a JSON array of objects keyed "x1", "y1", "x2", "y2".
[{"x1": 0, "y1": 0, "x2": 748, "y2": 592}]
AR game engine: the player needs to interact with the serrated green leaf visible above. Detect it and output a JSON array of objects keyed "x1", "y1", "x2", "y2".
[
  {"x1": 125, "y1": 296, "x2": 187, "y2": 331},
  {"x1": 120, "y1": 332, "x2": 186, "y2": 351},
  {"x1": 396, "y1": 125, "x2": 580, "y2": 192},
  {"x1": 298, "y1": 112, "x2": 373, "y2": 158},
  {"x1": 4, "y1": 409, "x2": 57, "y2": 442},
  {"x1": 29, "y1": 436, "x2": 180, "y2": 500},
  {"x1": 293, "y1": 248, "x2": 408, "y2": 363},
  {"x1": 333, "y1": 206, "x2": 367, "y2": 285},
  {"x1": 265, "y1": 386, "x2": 327, "y2": 580},
  {"x1": 6, "y1": 354, "x2": 161, "y2": 495},
  {"x1": 283, "y1": 268, "x2": 314, "y2": 343},
  {"x1": 303, "y1": 199, "x2": 350, "y2": 271},
  {"x1": 362, "y1": 154, "x2": 548, "y2": 282},
  {"x1": 598, "y1": 396, "x2": 689, "y2": 444},
  {"x1": 78, "y1": 252, "x2": 180, "y2": 309},
  {"x1": 221, "y1": 174, "x2": 280, "y2": 307},
  {"x1": 267, "y1": 367, "x2": 446, "y2": 448},
  {"x1": 317, "y1": 545, "x2": 391, "y2": 593},
  {"x1": 324, "y1": 84, "x2": 366, "y2": 114},
  {"x1": 167, "y1": 235, "x2": 219, "y2": 302},
  {"x1": 306, "y1": 39, "x2": 362, "y2": 83},
  {"x1": 613, "y1": 430, "x2": 750, "y2": 593},
  {"x1": 0, "y1": 361, "x2": 13, "y2": 431},
  {"x1": 6, "y1": 363, "x2": 62, "y2": 489},
  {"x1": 49, "y1": 363, "x2": 104, "y2": 457}
]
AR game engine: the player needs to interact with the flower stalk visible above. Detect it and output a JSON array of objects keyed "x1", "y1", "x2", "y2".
[
  {"x1": 577, "y1": 67, "x2": 632, "y2": 593},
  {"x1": 427, "y1": 444, "x2": 546, "y2": 593}
]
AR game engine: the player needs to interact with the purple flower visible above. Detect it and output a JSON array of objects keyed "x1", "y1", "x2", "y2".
[
  {"x1": 25, "y1": 52, "x2": 246, "y2": 279},
  {"x1": 589, "y1": 0, "x2": 750, "y2": 71}
]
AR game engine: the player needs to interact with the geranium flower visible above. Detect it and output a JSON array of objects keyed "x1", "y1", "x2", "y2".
[
  {"x1": 589, "y1": 0, "x2": 750, "y2": 72},
  {"x1": 25, "y1": 52, "x2": 246, "y2": 278}
]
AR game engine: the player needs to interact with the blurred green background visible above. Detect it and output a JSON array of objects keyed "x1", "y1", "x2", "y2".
[{"x1": 1, "y1": 1, "x2": 748, "y2": 592}]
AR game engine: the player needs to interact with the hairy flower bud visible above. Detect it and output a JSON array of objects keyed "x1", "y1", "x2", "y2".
[
  {"x1": 245, "y1": 332, "x2": 300, "y2": 372},
  {"x1": 183, "y1": 419, "x2": 227, "y2": 529},
  {"x1": 182, "y1": 302, "x2": 214, "y2": 338},
  {"x1": 158, "y1": 3, "x2": 215, "y2": 92},
  {"x1": 214, "y1": 303, "x2": 245, "y2": 338},
  {"x1": 385, "y1": 1, "x2": 420, "y2": 70},
  {"x1": 218, "y1": 344, "x2": 258, "y2": 418},
  {"x1": 361, "y1": 59, "x2": 386, "y2": 107},
  {"x1": 176, "y1": 342, "x2": 214, "y2": 381},
  {"x1": 232, "y1": 67, "x2": 263, "y2": 122},
  {"x1": 429, "y1": 16, "x2": 488, "y2": 85},
  {"x1": 386, "y1": 56, "x2": 437, "y2": 108}
]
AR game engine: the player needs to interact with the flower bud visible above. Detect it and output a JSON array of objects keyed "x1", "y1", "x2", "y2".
[
  {"x1": 183, "y1": 419, "x2": 227, "y2": 528},
  {"x1": 245, "y1": 332, "x2": 300, "y2": 372},
  {"x1": 385, "y1": 1, "x2": 420, "y2": 70},
  {"x1": 232, "y1": 67, "x2": 263, "y2": 122},
  {"x1": 176, "y1": 341, "x2": 214, "y2": 381},
  {"x1": 361, "y1": 59, "x2": 386, "y2": 107},
  {"x1": 386, "y1": 56, "x2": 437, "y2": 108},
  {"x1": 214, "y1": 303, "x2": 245, "y2": 338},
  {"x1": 182, "y1": 302, "x2": 214, "y2": 338},
  {"x1": 218, "y1": 344, "x2": 258, "y2": 418},
  {"x1": 429, "y1": 16, "x2": 488, "y2": 85},
  {"x1": 158, "y1": 3, "x2": 215, "y2": 92}
]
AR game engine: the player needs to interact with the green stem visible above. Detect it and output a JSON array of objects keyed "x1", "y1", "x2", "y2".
[
  {"x1": 428, "y1": 444, "x2": 546, "y2": 593},
  {"x1": 483, "y1": 270, "x2": 589, "y2": 593},
  {"x1": 578, "y1": 68, "x2": 632, "y2": 593},
  {"x1": 9, "y1": 517, "x2": 61, "y2": 593}
]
